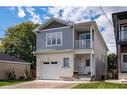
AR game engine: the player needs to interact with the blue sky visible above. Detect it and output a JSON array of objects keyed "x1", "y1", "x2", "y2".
[
  {"x1": 0, "y1": 6, "x2": 102, "y2": 38},
  {"x1": 0, "y1": 6, "x2": 127, "y2": 53},
  {"x1": 0, "y1": 6, "x2": 51, "y2": 37}
]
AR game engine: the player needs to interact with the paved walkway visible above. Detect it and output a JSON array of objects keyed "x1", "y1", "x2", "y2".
[{"x1": 0, "y1": 80, "x2": 90, "y2": 89}]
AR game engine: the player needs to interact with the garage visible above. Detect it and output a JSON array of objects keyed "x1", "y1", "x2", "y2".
[
  {"x1": 40, "y1": 61, "x2": 59, "y2": 79},
  {"x1": 0, "y1": 53, "x2": 31, "y2": 80}
]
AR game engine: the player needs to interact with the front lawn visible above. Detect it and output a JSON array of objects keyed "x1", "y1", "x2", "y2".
[
  {"x1": 73, "y1": 82, "x2": 127, "y2": 88},
  {"x1": 0, "y1": 80, "x2": 30, "y2": 87}
]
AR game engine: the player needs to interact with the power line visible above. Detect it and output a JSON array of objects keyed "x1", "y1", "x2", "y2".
[
  {"x1": 99, "y1": 6, "x2": 118, "y2": 34},
  {"x1": 99, "y1": 6, "x2": 113, "y2": 27}
]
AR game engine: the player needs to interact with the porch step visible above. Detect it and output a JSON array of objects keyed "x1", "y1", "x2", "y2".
[{"x1": 74, "y1": 74, "x2": 91, "y2": 81}]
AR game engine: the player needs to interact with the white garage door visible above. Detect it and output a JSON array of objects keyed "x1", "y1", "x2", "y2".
[{"x1": 40, "y1": 62, "x2": 59, "y2": 79}]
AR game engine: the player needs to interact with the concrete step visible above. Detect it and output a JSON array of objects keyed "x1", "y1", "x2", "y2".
[{"x1": 74, "y1": 75, "x2": 91, "y2": 81}]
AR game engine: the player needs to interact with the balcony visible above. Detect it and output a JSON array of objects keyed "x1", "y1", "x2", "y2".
[
  {"x1": 119, "y1": 31, "x2": 127, "y2": 42},
  {"x1": 74, "y1": 39, "x2": 91, "y2": 49}
]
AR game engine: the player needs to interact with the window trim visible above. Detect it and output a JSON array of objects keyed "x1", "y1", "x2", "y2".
[
  {"x1": 121, "y1": 53, "x2": 127, "y2": 63},
  {"x1": 46, "y1": 32, "x2": 63, "y2": 47},
  {"x1": 63, "y1": 58, "x2": 70, "y2": 68}
]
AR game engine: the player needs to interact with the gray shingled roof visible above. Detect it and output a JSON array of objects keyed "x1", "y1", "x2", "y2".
[{"x1": 0, "y1": 53, "x2": 30, "y2": 64}]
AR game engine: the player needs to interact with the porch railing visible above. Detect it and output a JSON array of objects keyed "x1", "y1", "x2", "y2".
[
  {"x1": 119, "y1": 31, "x2": 127, "y2": 41},
  {"x1": 74, "y1": 39, "x2": 90, "y2": 49}
]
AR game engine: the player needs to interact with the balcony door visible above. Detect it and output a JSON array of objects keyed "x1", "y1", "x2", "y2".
[{"x1": 79, "y1": 33, "x2": 90, "y2": 48}]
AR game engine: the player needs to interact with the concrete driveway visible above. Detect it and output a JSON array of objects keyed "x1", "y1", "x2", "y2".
[{"x1": 0, "y1": 80, "x2": 88, "y2": 89}]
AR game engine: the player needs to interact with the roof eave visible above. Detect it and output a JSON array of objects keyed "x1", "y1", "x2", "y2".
[{"x1": 0, "y1": 60, "x2": 32, "y2": 65}]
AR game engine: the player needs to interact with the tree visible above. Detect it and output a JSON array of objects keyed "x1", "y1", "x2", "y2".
[
  {"x1": 107, "y1": 53, "x2": 117, "y2": 79},
  {"x1": 108, "y1": 53, "x2": 117, "y2": 70},
  {"x1": 2, "y1": 22, "x2": 39, "y2": 69}
]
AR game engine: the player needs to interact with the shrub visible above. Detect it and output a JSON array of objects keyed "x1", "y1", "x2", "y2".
[{"x1": 6, "y1": 68, "x2": 16, "y2": 80}]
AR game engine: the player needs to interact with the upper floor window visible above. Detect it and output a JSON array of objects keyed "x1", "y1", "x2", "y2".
[
  {"x1": 120, "y1": 24, "x2": 127, "y2": 41},
  {"x1": 46, "y1": 32, "x2": 62, "y2": 46}
]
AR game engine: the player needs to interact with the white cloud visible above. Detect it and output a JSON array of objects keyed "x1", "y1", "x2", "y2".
[
  {"x1": 26, "y1": 7, "x2": 42, "y2": 24},
  {"x1": 48, "y1": 7, "x2": 89, "y2": 22},
  {"x1": 17, "y1": 7, "x2": 26, "y2": 18}
]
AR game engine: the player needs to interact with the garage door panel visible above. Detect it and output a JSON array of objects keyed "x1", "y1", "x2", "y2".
[{"x1": 40, "y1": 64, "x2": 59, "y2": 79}]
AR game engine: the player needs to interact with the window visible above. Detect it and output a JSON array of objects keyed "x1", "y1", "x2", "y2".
[
  {"x1": 79, "y1": 33, "x2": 90, "y2": 40},
  {"x1": 63, "y1": 58, "x2": 69, "y2": 67},
  {"x1": 86, "y1": 59, "x2": 90, "y2": 66},
  {"x1": 120, "y1": 24, "x2": 127, "y2": 41},
  {"x1": 47, "y1": 34, "x2": 52, "y2": 45},
  {"x1": 51, "y1": 62, "x2": 57, "y2": 64},
  {"x1": 52, "y1": 33, "x2": 57, "y2": 45},
  {"x1": 123, "y1": 54, "x2": 127, "y2": 63},
  {"x1": 46, "y1": 32, "x2": 62, "y2": 46},
  {"x1": 57, "y1": 32, "x2": 62, "y2": 44},
  {"x1": 86, "y1": 34, "x2": 90, "y2": 39},
  {"x1": 43, "y1": 62, "x2": 49, "y2": 64}
]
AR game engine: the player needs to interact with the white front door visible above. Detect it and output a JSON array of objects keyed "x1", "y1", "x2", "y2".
[
  {"x1": 77, "y1": 58, "x2": 85, "y2": 74},
  {"x1": 77, "y1": 57, "x2": 90, "y2": 74}
]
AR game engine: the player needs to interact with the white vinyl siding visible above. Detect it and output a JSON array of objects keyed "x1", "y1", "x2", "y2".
[{"x1": 46, "y1": 32, "x2": 62, "y2": 46}]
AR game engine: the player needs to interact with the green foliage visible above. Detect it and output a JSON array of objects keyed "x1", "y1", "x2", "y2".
[
  {"x1": 108, "y1": 53, "x2": 117, "y2": 70},
  {"x1": 107, "y1": 53, "x2": 117, "y2": 79},
  {"x1": 0, "y1": 80, "x2": 30, "y2": 86},
  {"x1": 6, "y1": 68, "x2": 16, "y2": 80},
  {"x1": 73, "y1": 82, "x2": 127, "y2": 88},
  {"x1": 2, "y1": 22, "x2": 39, "y2": 69}
]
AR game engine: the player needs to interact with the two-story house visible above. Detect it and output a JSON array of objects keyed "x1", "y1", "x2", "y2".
[
  {"x1": 33, "y1": 18, "x2": 108, "y2": 81},
  {"x1": 112, "y1": 11, "x2": 127, "y2": 80}
]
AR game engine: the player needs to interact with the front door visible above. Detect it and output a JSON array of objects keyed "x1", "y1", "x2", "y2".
[
  {"x1": 77, "y1": 57, "x2": 85, "y2": 74},
  {"x1": 77, "y1": 57, "x2": 90, "y2": 74}
]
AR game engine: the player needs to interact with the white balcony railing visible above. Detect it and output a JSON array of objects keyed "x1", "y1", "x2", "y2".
[
  {"x1": 119, "y1": 31, "x2": 127, "y2": 41},
  {"x1": 74, "y1": 39, "x2": 90, "y2": 49}
]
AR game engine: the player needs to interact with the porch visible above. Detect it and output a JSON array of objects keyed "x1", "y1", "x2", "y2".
[{"x1": 73, "y1": 53, "x2": 95, "y2": 81}]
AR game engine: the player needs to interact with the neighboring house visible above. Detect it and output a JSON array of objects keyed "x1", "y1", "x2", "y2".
[
  {"x1": 0, "y1": 54, "x2": 31, "y2": 80},
  {"x1": 112, "y1": 11, "x2": 127, "y2": 80},
  {"x1": 33, "y1": 18, "x2": 108, "y2": 81}
]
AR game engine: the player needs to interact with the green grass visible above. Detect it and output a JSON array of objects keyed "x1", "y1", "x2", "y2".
[
  {"x1": 73, "y1": 82, "x2": 127, "y2": 88},
  {"x1": 0, "y1": 80, "x2": 30, "y2": 87}
]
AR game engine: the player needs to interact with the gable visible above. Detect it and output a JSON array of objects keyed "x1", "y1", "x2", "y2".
[{"x1": 42, "y1": 21, "x2": 69, "y2": 30}]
